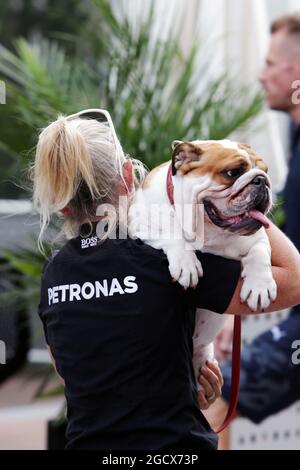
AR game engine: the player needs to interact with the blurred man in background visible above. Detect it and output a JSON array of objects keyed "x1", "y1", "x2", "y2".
[{"x1": 205, "y1": 13, "x2": 300, "y2": 447}]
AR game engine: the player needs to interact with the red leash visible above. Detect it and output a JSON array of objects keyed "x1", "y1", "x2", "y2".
[{"x1": 166, "y1": 162, "x2": 241, "y2": 433}]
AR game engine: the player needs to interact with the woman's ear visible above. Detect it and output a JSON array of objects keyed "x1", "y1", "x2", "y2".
[{"x1": 121, "y1": 160, "x2": 133, "y2": 194}]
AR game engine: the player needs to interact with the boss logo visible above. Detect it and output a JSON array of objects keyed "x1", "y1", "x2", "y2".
[{"x1": 81, "y1": 236, "x2": 98, "y2": 249}]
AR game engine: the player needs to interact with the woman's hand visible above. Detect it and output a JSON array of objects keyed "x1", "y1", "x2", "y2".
[{"x1": 197, "y1": 360, "x2": 224, "y2": 410}]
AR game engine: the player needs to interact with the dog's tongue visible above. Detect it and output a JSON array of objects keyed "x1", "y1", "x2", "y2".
[{"x1": 248, "y1": 210, "x2": 270, "y2": 229}]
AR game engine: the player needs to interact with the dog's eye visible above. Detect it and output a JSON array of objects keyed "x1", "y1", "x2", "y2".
[{"x1": 224, "y1": 168, "x2": 243, "y2": 179}]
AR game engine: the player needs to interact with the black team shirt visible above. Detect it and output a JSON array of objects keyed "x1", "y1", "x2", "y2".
[{"x1": 38, "y1": 228, "x2": 241, "y2": 450}]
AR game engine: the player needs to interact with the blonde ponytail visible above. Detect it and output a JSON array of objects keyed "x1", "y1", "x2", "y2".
[{"x1": 33, "y1": 112, "x2": 146, "y2": 249}]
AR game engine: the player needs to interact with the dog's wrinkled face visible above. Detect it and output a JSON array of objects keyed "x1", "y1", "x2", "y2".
[{"x1": 171, "y1": 139, "x2": 272, "y2": 236}]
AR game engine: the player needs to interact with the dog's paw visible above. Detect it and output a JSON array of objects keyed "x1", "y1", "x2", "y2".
[
  {"x1": 167, "y1": 249, "x2": 203, "y2": 288},
  {"x1": 240, "y1": 271, "x2": 277, "y2": 311}
]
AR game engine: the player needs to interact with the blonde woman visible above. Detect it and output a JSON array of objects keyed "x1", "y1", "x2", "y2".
[{"x1": 35, "y1": 109, "x2": 300, "y2": 451}]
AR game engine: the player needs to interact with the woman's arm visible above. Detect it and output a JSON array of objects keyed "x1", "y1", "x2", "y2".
[{"x1": 226, "y1": 221, "x2": 300, "y2": 315}]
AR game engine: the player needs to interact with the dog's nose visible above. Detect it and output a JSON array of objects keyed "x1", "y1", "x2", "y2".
[{"x1": 251, "y1": 175, "x2": 266, "y2": 187}]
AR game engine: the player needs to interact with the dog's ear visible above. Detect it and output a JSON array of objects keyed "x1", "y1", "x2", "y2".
[
  {"x1": 238, "y1": 143, "x2": 268, "y2": 173},
  {"x1": 171, "y1": 142, "x2": 203, "y2": 176}
]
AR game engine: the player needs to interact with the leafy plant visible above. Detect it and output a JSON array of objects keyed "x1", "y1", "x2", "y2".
[{"x1": 0, "y1": 246, "x2": 37, "y2": 383}]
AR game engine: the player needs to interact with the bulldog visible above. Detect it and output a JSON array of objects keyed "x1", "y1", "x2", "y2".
[{"x1": 128, "y1": 139, "x2": 277, "y2": 384}]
